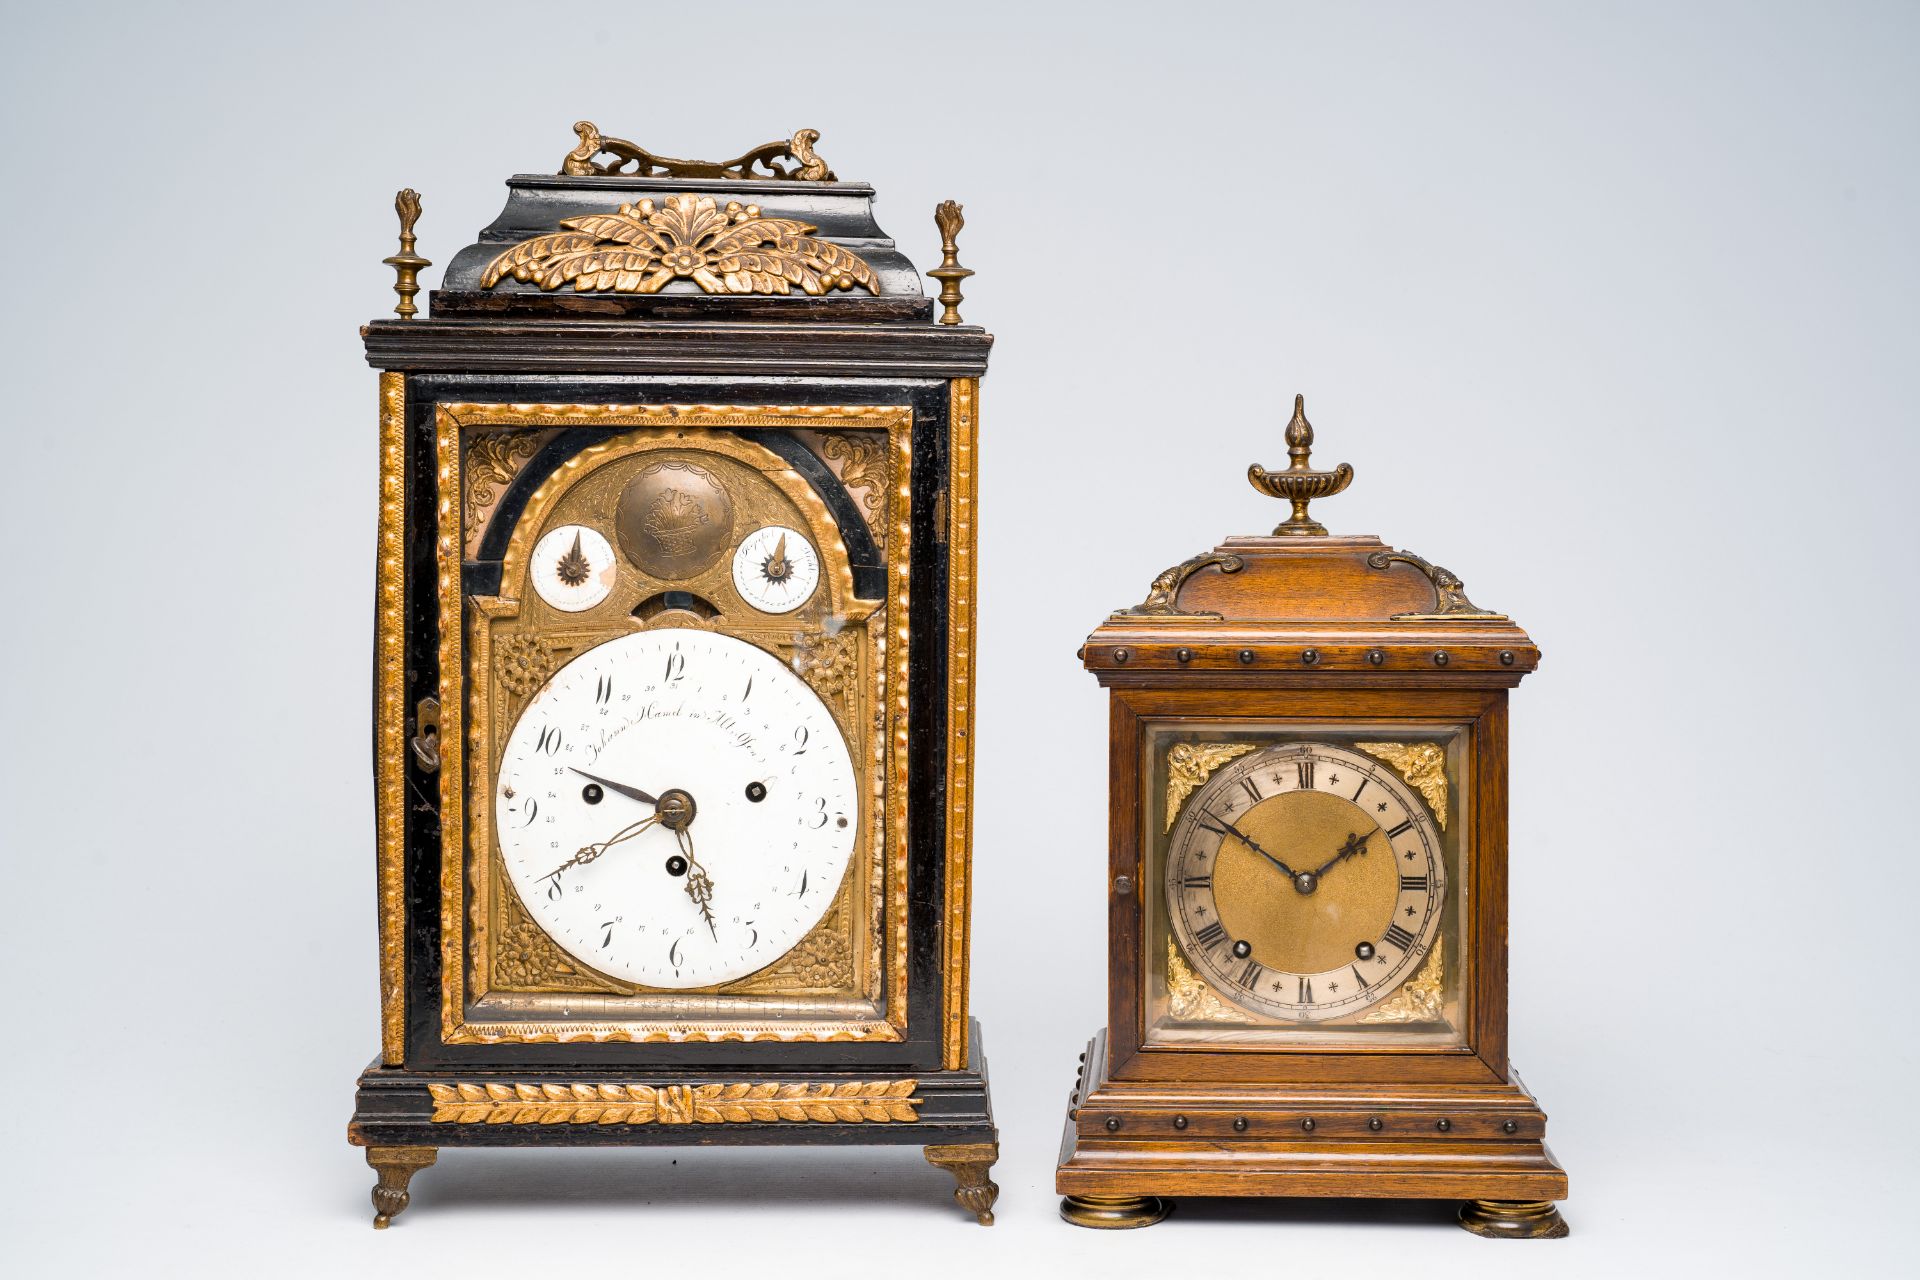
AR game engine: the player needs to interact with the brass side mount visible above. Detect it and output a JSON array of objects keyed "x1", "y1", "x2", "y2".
[
  {"x1": 1247, "y1": 395, "x2": 1353, "y2": 536},
  {"x1": 562, "y1": 121, "x2": 835, "y2": 181}
]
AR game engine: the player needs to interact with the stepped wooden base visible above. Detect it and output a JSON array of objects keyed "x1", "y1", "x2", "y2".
[
  {"x1": 351, "y1": 1020, "x2": 997, "y2": 1226},
  {"x1": 1056, "y1": 1031, "x2": 1567, "y2": 1235}
]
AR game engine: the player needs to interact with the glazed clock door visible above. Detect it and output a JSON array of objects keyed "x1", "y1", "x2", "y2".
[
  {"x1": 1138, "y1": 719, "x2": 1475, "y2": 1054},
  {"x1": 432, "y1": 404, "x2": 919, "y2": 1062},
  {"x1": 1163, "y1": 741, "x2": 1445, "y2": 1025}
]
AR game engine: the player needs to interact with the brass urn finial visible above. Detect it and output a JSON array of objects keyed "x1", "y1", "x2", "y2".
[
  {"x1": 1246, "y1": 395, "x2": 1353, "y2": 536},
  {"x1": 929, "y1": 200, "x2": 972, "y2": 325},
  {"x1": 383, "y1": 189, "x2": 430, "y2": 320}
]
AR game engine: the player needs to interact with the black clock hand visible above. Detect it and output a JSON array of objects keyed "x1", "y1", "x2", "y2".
[
  {"x1": 568, "y1": 767, "x2": 658, "y2": 807},
  {"x1": 541, "y1": 812, "x2": 662, "y2": 881},
  {"x1": 1217, "y1": 820, "x2": 1299, "y2": 880},
  {"x1": 1312, "y1": 830, "x2": 1374, "y2": 878}
]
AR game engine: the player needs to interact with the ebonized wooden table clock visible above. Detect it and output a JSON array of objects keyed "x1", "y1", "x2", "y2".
[
  {"x1": 1056, "y1": 398, "x2": 1568, "y2": 1238},
  {"x1": 349, "y1": 123, "x2": 997, "y2": 1226}
]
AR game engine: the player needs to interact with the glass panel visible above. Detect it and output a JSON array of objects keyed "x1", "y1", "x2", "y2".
[{"x1": 1142, "y1": 721, "x2": 1470, "y2": 1050}]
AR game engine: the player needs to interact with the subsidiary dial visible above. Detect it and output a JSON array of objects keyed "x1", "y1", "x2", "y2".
[
  {"x1": 731, "y1": 525, "x2": 820, "y2": 614},
  {"x1": 530, "y1": 524, "x2": 617, "y2": 612}
]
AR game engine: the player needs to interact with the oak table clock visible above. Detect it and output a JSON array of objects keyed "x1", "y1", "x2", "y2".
[
  {"x1": 1056, "y1": 398, "x2": 1568, "y2": 1238},
  {"x1": 348, "y1": 124, "x2": 998, "y2": 1227}
]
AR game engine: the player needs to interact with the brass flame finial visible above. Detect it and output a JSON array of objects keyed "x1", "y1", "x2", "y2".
[
  {"x1": 383, "y1": 189, "x2": 430, "y2": 320},
  {"x1": 1246, "y1": 395, "x2": 1353, "y2": 536},
  {"x1": 929, "y1": 200, "x2": 973, "y2": 325}
]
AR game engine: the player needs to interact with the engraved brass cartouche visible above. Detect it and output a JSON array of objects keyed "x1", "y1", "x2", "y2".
[{"x1": 1247, "y1": 394, "x2": 1353, "y2": 536}]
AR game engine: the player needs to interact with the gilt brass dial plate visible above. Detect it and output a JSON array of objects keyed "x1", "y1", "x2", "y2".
[{"x1": 1165, "y1": 741, "x2": 1445, "y2": 1023}]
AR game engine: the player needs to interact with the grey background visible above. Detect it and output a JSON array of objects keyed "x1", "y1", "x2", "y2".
[{"x1": 3, "y1": 1, "x2": 1914, "y2": 1275}]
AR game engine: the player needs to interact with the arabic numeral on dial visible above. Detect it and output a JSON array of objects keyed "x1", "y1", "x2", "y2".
[
  {"x1": 543, "y1": 872, "x2": 563, "y2": 901},
  {"x1": 791, "y1": 724, "x2": 809, "y2": 756},
  {"x1": 664, "y1": 651, "x2": 685, "y2": 683},
  {"x1": 809, "y1": 796, "x2": 829, "y2": 829},
  {"x1": 595, "y1": 675, "x2": 614, "y2": 707},
  {"x1": 535, "y1": 725, "x2": 563, "y2": 755}
]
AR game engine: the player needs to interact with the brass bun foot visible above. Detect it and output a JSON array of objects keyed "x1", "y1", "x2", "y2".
[
  {"x1": 365, "y1": 1146, "x2": 437, "y2": 1229},
  {"x1": 1458, "y1": 1199, "x2": 1569, "y2": 1240},
  {"x1": 924, "y1": 1143, "x2": 1000, "y2": 1226},
  {"x1": 1060, "y1": 1193, "x2": 1172, "y2": 1229}
]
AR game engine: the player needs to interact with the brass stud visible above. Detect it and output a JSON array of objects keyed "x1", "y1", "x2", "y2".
[
  {"x1": 1500, "y1": 650, "x2": 1516, "y2": 666},
  {"x1": 1503, "y1": 1120, "x2": 1519, "y2": 1134},
  {"x1": 1105, "y1": 1116, "x2": 1121, "y2": 1132},
  {"x1": 1173, "y1": 1115, "x2": 1189, "y2": 1131},
  {"x1": 1433, "y1": 651, "x2": 1450, "y2": 667},
  {"x1": 1233, "y1": 1117, "x2": 1249, "y2": 1132},
  {"x1": 1175, "y1": 647, "x2": 1193, "y2": 663},
  {"x1": 1368, "y1": 1117, "x2": 1384, "y2": 1131},
  {"x1": 1238, "y1": 649, "x2": 1255, "y2": 664},
  {"x1": 1301, "y1": 649, "x2": 1319, "y2": 666},
  {"x1": 1113, "y1": 647, "x2": 1130, "y2": 664},
  {"x1": 1366, "y1": 649, "x2": 1385, "y2": 666},
  {"x1": 1436, "y1": 1118, "x2": 1452, "y2": 1132},
  {"x1": 1300, "y1": 1118, "x2": 1316, "y2": 1133},
  {"x1": 1114, "y1": 875, "x2": 1133, "y2": 897}
]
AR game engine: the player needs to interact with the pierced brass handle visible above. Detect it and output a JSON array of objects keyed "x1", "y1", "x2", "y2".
[{"x1": 410, "y1": 696, "x2": 441, "y2": 773}]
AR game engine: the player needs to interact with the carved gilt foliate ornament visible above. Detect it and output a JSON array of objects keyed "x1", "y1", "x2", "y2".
[
  {"x1": 1164, "y1": 742, "x2": 1256, "y2": 831},
  {"x1": 428, "y1": 1080, "x2": 920, "y2": 1125},
  {"x1": 1355, "y1": 741, "x2": 1451, "y2": 829},
  {"x1": 481, "y1": 194, "x2": 880, "y2": 297}
]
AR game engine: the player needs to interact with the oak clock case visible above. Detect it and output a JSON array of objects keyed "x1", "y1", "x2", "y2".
[
  {"x1": 348, "y1": 125, "x2": 998, "y2": 1228},
  {"x1": 1056, "y1": 399, "x2": 1569, "y2": 1239}
]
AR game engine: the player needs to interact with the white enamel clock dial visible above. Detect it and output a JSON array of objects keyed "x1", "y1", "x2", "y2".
[
  {"x1": 529, "y1": 524, "x2": 617, "y2": 612},
  {"x1": 730, "y1": 525, "x2": 820, "y2": 614},
  {"x1": 495, "y1": 627, "x2": 857, "y2": 988},
  {"x1": 1165, "y1": 741, "x2": 1446, "y2": 1023}
]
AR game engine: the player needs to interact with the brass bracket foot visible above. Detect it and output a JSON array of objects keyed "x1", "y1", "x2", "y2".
[
  {"x1": 1458, "y1": 1199, "x2": 1569, "y2": 1239},
  {"x1": 1060, "y1": 1193, "x2": 1172, "y2": 1229},
  {"x1": 924, "y1": 1142, "x2": 1000, "y2": 1225},
  {"x1": 366, "y1": 1146, "x2": 437, "y2": 1229}
]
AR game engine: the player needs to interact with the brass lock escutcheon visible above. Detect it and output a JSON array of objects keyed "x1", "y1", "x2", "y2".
[{"x1": 410, "y1": 696, "x2": 441, "y2": 773}]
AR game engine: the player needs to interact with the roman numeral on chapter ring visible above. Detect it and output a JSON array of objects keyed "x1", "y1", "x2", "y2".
[
  {"x1": 1296, "y1": 760, "x2": 1315, "y2": 789},
  {"x1": 1400, "y1": 874, "x2": 1429, "y2": 893},
  {"x1": 1383, "y1": 922, "x2": 1416, "y2": 951},
  {"x1": 1236, "y1": 960, "x2": 1264, "y2": 990},
  {"x1": 1387, "y1": 819, "x2": 1414, "y2": 838},
  {"x1": 1181, "y1": 874, "x2": 1212, "y2": 890},
  {"x1": 1297, "y1": 976, "x2": 1314, "y2": 1004},
  {"x1": 1194, "y1": 920, "x2": 1228, "y2": 950}
]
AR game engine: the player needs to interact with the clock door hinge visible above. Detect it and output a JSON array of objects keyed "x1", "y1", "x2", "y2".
[{"x1": 932, "y1": 486, "x2": 948, "y2": 545}]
